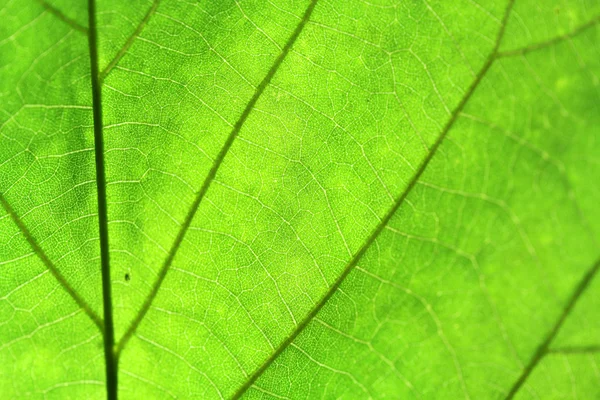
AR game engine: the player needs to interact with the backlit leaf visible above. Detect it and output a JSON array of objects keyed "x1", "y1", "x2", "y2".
[{"x1": 1, "y1": 0, "x2": 599, "y2": 398}]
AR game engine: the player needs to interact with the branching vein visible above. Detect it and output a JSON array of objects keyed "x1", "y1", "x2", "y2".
[
  {"x1": 549, "y1": 345, "x2": 600, "y2": 355},
  {"x1": 497, "y1": 15, "x2": 600, "y2": 58},
  {"x1": 230, "y1": 0, "x2": 517, "y2": 397},
  {"x1": 230, "y1": 7, "x2": 600, "y2": 400},
  {"x1": 115, "y1": 0, "x2": 321, "y2": 355},
  {"x1": 505, "y1": 258, "x2": 600, "y2": 399},
  {"x1": 35, "y1": 0, "x2": 88, "y2": 34},
  {"x1": 0, "y1": 194, "x2": 103, "y2": 330},
  {"x1": 99, "y1": 0, "x2": 160, "y2": 83}
]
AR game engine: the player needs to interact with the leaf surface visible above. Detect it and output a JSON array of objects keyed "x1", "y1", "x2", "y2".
[{"x1": 1, "y1": 0, "x2": 599, "y2": 399}]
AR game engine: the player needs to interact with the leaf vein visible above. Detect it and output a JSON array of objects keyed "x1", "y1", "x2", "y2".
[
  {"x1": 497, "y1": 15, "x2": 600, "y2": 58},
  {"x1": 229, "y1": 0, "x2": 517, "y2": 397},
  {"x1": 86, "y1": 0, "x2": 118, "y2": 397},
  {"x1": 99, "y1": 0, "x2": 160, "y2": 83},
  {"x1": 35, "y1": 0, "x2": 88, "y2": 34},
  {"x1": 115, "y1": 0, "x2": 320, "y2": 355},
  {"x1": 505, "y1": 257, "x2": 600, "y2": 399},
  {"x1": 0, "y1": 194, "x2": 103, "y2": 330}
]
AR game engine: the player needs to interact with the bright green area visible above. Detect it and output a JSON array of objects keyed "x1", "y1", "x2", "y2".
[{"x1": 1, "y1": 0, "x2": 599, "y2": 399}]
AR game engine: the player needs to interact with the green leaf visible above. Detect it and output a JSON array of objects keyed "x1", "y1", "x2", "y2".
[{"x1": 1, "y1": 0, "x2": 599, "y2": 398}]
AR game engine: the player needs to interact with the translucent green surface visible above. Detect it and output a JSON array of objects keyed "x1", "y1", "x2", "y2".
[{"x1": 1, "y1": 0, "x2": 599, "y2": 398}]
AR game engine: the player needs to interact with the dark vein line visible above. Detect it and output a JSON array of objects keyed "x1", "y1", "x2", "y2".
[
  {"x1": 115, "y1": 0, "x2": 320, "y2": 356},
  {"x1": 230, "y1": 1, "x2": 516, "y2": 398},
  {"x1": 99, "y1": 0, "x2": 160, "y2": 83},
  {"x1": 36, "y1": 0, "x2": 88, "y2": 34},
  {"x1": 86, "y1": 0, "x2": 117, "y2": 399},
  {"x1": 505, "y1": 258, "x2": 600, "y2": 399},
  {"x1": 0, "y1": 194, "x2": 103, "y2": 330},
  {"x1": 497, "y1": 15, "x2": 600, "y2": 58},
  {"x1": 548, "y1": 345, "x2": 600, "y2": 355}
]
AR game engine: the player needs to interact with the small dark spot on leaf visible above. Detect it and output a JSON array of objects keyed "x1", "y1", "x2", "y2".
[{"x1": 125, "y1": 273, "x2": 130, "y2": 281}]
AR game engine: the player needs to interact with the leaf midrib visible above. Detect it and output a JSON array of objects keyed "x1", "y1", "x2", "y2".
[{"x1": 86, "y1": 0, "x2": 117, "y2": 399}]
